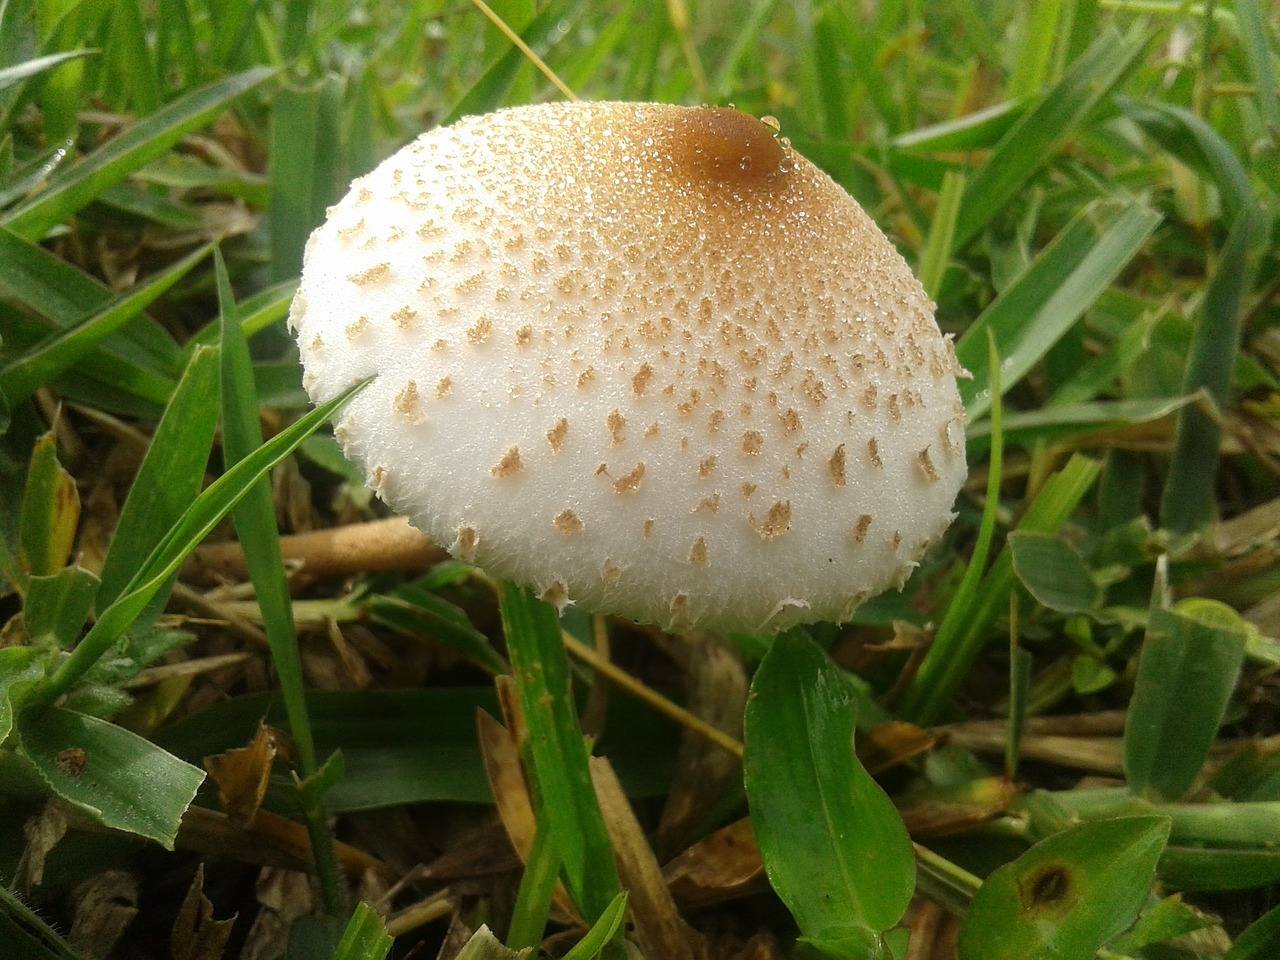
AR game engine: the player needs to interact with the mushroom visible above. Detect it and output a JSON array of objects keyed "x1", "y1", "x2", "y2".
[{"x1": 289, "y1": 101, "x2": 967, "y2": 635}]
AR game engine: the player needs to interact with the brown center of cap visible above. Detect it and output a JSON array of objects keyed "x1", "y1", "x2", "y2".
[{"x1": 665, "y1": 107, "x2": 787, "y2": 186}]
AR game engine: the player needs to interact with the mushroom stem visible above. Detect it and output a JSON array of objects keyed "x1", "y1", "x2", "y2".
[{"x1": 186, "y1": 516, "x2": 445, "y2": 583}]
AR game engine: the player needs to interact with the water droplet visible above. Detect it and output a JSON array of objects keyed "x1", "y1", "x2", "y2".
[{"x1": 761, "y1": 115, "x2": 781, "y2": 133}]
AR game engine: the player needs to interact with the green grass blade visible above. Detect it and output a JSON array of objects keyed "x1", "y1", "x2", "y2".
[
  {"x1": 95, "y1": 346, "x2": 220, "y2": 613},
  {"x1": 957, "y1": 201, "x2": 1161, "y2": 421},
  {"x1": 186, "y1": 279, "x2": 298, "y2": 351},
  {"x1": 0, "y1": 881, "x2": 88, "y2": 960},
  {"x1": 0, "y1": 49, "x2": 96, "y2": 91},
  {"x1": 215, "y1": 250, "x2": 314, "y2": 773},
  {"x1": 1160, "y1": 207, "x2": 1267, "y2": 532},
  {"x1": 918, "y1": 170, "x2": 965, "y2": 299},
  {"x1": 35, "y1": 380, "x2": 364, "y2": 706},
  {"x1": 1008, "y1": 0, "x2": 1064, "y2": 98},
  {"x1": 215, "y1": 248, "x2": 346, "y2": 916},
  {"x1": 1232, "y1": 0, "x2": 1279, "y2": 134},
  {"x1": 15, "y1": 705, "x2": 205, "y2": 849},
  {"x1": 1125, "y1": 600, "x2": 1250, "y2": 801},
  {"x1": 0, "y1": 225, "x2": 181, "y2": 377},
  {"x1": 269, "y1": 78, "x2": 343, "y2": 282},
  {"x1": 1227, "y1": 903, "x2": 1280, "y2": 960},
  {"x1": 505, "y1": 819, "x2": 563, "y2": 951},
  {"x1": 3, "y1": 66, "x2": 276, "y2": 239},
  {"x1": 332, "y1": 902, "x2": 392, "y2": 960},
  {"x1": 744, "y1": 631, "x2": 914, "y2": 949},
  {"x1": 903, "y1": 454, "x2": 1101, "y2": 725},
  {"x1": 952, "y1": 27, "x2": 1146, "y2": 252},
  {"x1": 104, "y1": 1, "x2": 160, "y2": 115},
  {"x1": 497, "y1": 583, "x2": 622, "y2": 925},
  {"x1": 957, "y1": 816, "x2": 1170, "y2": 960},
  {"x1": 965, "y1": 396, "x2": 1198, "y2": 455},
  {"x1": 1116, "y1": 96, "x2": 1254, "y2": 221},
  {"x1": 561, "y1": 893, "x2": 628, "y2": 960},
  {"x1": 0, "y1": 244, "x2": 209, "y2": 407}
]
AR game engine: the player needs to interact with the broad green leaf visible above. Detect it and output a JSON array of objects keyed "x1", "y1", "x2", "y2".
[
  {"x1": 96, "y1": 346, "x2": 220, "y2": 613},
  {"x1": 332, "y1": 901, "x2": 392, "y2": 960},
  {"x1": 1125, "y1": 600, "x2": 1250, "y2": 801},
  {"x1": 1109, "y1": 895, "x2": 1220, "y2": 954},
  {"x1": 16, "y1": 705, "x2": 205, "y2": 848},
  {"x1": 0, "y1": 646, "x2": 47, "y2": 744},
  {"x1": 1226, "y1": 902, "x2": 1280, "y2": 960},
  {"x1": 3, "y1": 66, "x2": 275, "y2": 239},
  {"x1": 23, "y1": 568, "x2": 99, "y2": 648},
  {"x1": 17, "y1": 431, "x2": 78, "y2": 578},
  {"x1": 1009, "y1": 532, "x2": 1098, "y2": 614},
  {"x1": 952, "y1": 27, "x2": 1146, "y2": 251},
  {"x1": 0, "y1": 244, "x2": 209, "y2": 407},
  {"x1": 957, "y1": 201, "x2": 1161, "y2": 421},
  {"x1": 744, "y1": 631, "x2": 913, "y2": 954},
  {"x1": 957, "y1": 816, "x2": 1170, "y2": 960},
  {"x1": 33, "y1": 382, "x2": 365, "y2": 706},
  {"x1": 498, "y1": 583, "x2": 622, "y2": 924}
]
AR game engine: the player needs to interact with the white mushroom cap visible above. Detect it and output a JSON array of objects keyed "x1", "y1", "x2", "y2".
[{"x1": 289, "y1": 101, "x2": 967, "y2": 635}]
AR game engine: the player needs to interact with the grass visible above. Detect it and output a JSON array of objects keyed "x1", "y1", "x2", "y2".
[{"x1": 1, "y1": 0, "x2": 1278, "y2": 957}]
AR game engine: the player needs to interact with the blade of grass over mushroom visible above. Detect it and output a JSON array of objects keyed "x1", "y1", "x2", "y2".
[
  {"x1": 903, "y1": 454, "x2": 1101, "y2": 725},
  {"x1": 1160, "y1": 207, "x2": 1267, "y2": 533},
  {"x1": 15, "y1": 705, "x2": 205, "y2": 849},
  {"x1": 32, "y1": 381, "x2": 365, "y2": 706},
  {"x1": 497, "y1": 583, "x2": 622, "y2": 925},
  {"x1": 956, "y1": 816, "x2": 1171, "y2": 960},
  {"x1": 94, "y1": 346, "x2": 220, "y2": 614},
  {"x1": 0, "y1": 244, "x2": 210, "y2": 409},
  {"x1": 957, "y1": 201, "x2": 1161, "y2": 421},
  {"x1": 215, "y1": 250, "x2": 345, "y2": 916},
  {"x1": 950, "y1": 26, "x2": 1147, "y2": 253},
  {"x1": 2, "y1": 66, "x2": 275, "y2": 240},
  {"x1": 743, "y1": 631, "x2": 915, "y2": 953},
  {"x1": 1124, "y1": 600, "x2": 1250, "y2": 802}
]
